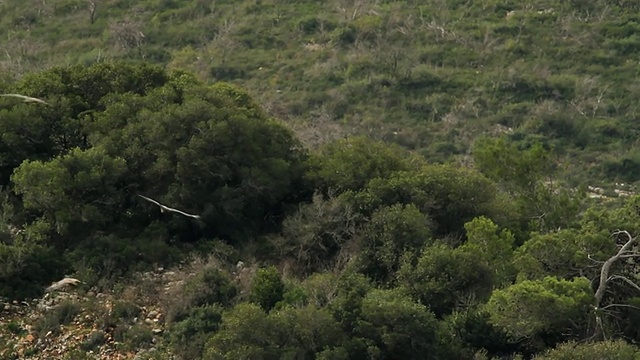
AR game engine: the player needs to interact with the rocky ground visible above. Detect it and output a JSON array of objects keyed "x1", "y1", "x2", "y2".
[
  {"x1": 0, "y1": 268, "x2": 188, "y2": 360},
  {"x1": 1, "y1": 254, "x2": 254, "y2": 360},
  {"x1": 587, "y1": 184, "x2": 635, "y2": 200}
]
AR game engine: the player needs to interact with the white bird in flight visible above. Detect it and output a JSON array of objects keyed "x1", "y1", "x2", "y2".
[
  {"x1": 0, "y1": 93, "x2": 49, "y2": 105},
  {"x1": 137, "y1": 194, "x2": 201, "y2": 219}
]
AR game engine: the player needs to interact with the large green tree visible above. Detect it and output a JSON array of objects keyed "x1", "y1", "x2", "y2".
[
  {"x1": 347, "y1": 164, "x2": 513, "y2": 236},
  {"x1": 87, "y1": 77, "x2": 308, "y2": 243},
  {"x1": 484, "y1": 277, "x2": 593, "y2": 353},
  {"x1": 11, "y1": 146, "x2": 128, "y2": 246},
  {"x1": 0, "y1": 62, "x2": 168, "y2": 186},
  {"x1": 1, "y1": 62, "x2": 309, "y2": 296}
]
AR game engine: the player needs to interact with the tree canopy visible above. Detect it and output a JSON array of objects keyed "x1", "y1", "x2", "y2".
[{"x1": 2, "y1": 60, "x2": 640, "y2": 359}]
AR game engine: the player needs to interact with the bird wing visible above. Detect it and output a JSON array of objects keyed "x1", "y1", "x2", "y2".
[
  {"x1": 138, "y1": 194, "x2": 202, "y2": 219},
  {"x1": 137, "y1": 194, "x2": 162, "y2": 207},
  {"x1": 0, "y1": 93, "x2": 28, "y2": 100},
  {"x1": 170, "y1": 208, "x2": 202, "y2": 219},
  {"x1": 158, "y1": 203, "x2": 201, "y2": 219},
  {"x1": 1, "y1": 93, "x2": 49, "y2": 104}
]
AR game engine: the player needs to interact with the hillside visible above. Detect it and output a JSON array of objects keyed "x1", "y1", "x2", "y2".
[
  {"x1": 2, "y1": 0, "x2": 640, "y2": 185},
  {"x1": 3, "y1": 1, "x2": 640, "y2": 360}
]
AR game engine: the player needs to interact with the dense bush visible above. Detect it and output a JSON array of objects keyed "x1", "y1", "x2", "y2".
[
  {"x1": 250, "y1": 266, "x2": 285, "y2": 312},
  {"x1": 534, "y1": 340, "x2": 640, "y2": 360},
  {"x1": 165, "y1": 267, "x2": 237, "y2": 324},
  {"x1": 0, "y1": 62, "x2": 308, "y2": 296},
  {"x1": 169, "y1": 304, "x2": 224, "y2": 360}
]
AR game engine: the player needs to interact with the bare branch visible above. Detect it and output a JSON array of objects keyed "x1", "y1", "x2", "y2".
[
  {"x1": 88, "y1": 0, "x2": 97, "y2": 25},
  {"x1": 607, "y1": 275, "x2": 640, "y2": 293},
  {"x1": 594, "y1": 230, "x2": 636, "y2": 307},
  {"x1": 600, "y1": 303, "x2": 640, "y2": 311},
  {"x1": 590, "y1": 230, "x2": 640, "y2": 340}
]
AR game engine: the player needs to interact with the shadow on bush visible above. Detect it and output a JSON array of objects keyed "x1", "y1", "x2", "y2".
[
  {"x1": 65, "y1": 232, "x2": 183, "y2": 287},
  {"x1": 0, "y1": 244, "x2": 69, "y2": 300},
  {"x1": 164, "y1": 266, "x2": 237, "y2": 324}
]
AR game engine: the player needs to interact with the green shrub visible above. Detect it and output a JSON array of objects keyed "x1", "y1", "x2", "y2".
[
  {"x1": 169, "y1": 304, "x2": 224, "y2": 360},
  {"x1": 6, "y1": 321, "x2": 26, "y2": 336},
  {"x1": 0, "y1": 242, "x2": 69, "y2": 300},
  {"x1": 250, "y1": 266, "x2": 285, "y2": 312},
  {"x1": 534, "y1": 340, "x2": 640, "y2": 360},
  {"x1": 276, "y1": 285, "x2": 308, "y2": 309},
  {"x1": 79, "y1": 330, "x2": 106, "y2": 351},
  {"x1": 34, "y1": 300, "x2": 81, "y2": 337},
  {"x1": 66, "y1": 232, "x2": 181, "y2": 282},
  {"x1": 62, "y1": 349, "x2": 95, "y2": 360},
  {"x1": 330, "y1": 26, "x2": 356, "y2": 46},
  {"x1": 110, "y1": 300, "x2": 142, "y2": 323},
  {"x1": 114, "y1": 325, "x2": 153, "y2": 351},
  {"x1": 166, "y1": 267, "x2": 237, "y2": 323}
]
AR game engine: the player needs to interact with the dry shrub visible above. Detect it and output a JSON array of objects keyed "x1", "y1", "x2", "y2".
[
  {"x1": 270, "y1": 191, "x2": 360, "y2": 277},
  {"x1": 161, "y1": 254, "x2": 247, "y2": 324}
]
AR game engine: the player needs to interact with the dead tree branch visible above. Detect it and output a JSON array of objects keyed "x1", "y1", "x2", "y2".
[
  {"x1": 88, "y1": 0, "x2": 97, "y2": 24},
  {"x1": 594, "y1": 230, "x2": 638, "y2": 307},
  {"x1": 591, "y1": 230, "x2": 640, "y2": 340}
]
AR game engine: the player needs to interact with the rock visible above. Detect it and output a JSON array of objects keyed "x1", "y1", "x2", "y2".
[
  {"x1": 147, "y1": 310, "x2": 158, "y2": 319},
  {"x1": 151, "y1": 328, "x2": 163, "y2": 335}
]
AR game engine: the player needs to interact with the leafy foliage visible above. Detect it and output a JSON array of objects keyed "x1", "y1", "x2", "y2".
[
  {"x1": 305, "y1": 136, "x2": 423, "y2": 193},
  {"x1": 250, "y1": 266, "x2": 285, "y2": 312},
  {"x1": 2, "y1": 44, "x2": 640, "y2": 357},
  {"x1": 353, "y1": 288, "x2": 440, "y2": 359},
  {"x1": 357, "y1": 203, "x2": 432, "y2": 283},
  {"x1": 485, "y1": 277, "x2": 593, "y2": 352},
  {"x1": 165, "y1": 267, "x2": 237, "y2": 324},
  {"x1": 513, "y1": 227, "x2": 613, "y2": 281},
  {"x1": 533, "y1": 340, "x2": 640, "y2": 360},
  {"x1": 0, "y1": 62, "x2": 308, "y2": 296},
  {"x1": 169, "y1": 304, "x2": 224, "y2": 360},
  {"x1": 347, "y1": 164, "x2": 510, "y2": 236},
  {"x1": 204, "y1": 303, "x2": 345, "y2": 359},
  {"x1": 398, "y1": 242, "x2": 495, "y2": 318},
  {"x1": 12, "y1": 146, "x2": 128, "y2": 243}
]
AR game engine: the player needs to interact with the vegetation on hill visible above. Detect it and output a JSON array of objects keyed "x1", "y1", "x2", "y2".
[
  {"x1": 2, "y1": 0, "x2": 640, "y2": 359},
  {"x1": 1, "y1": 62, "x2": 640, "y2": 359},
  {"x1": 2, "y1": 0, "x2": 640, "y2": 186}
]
